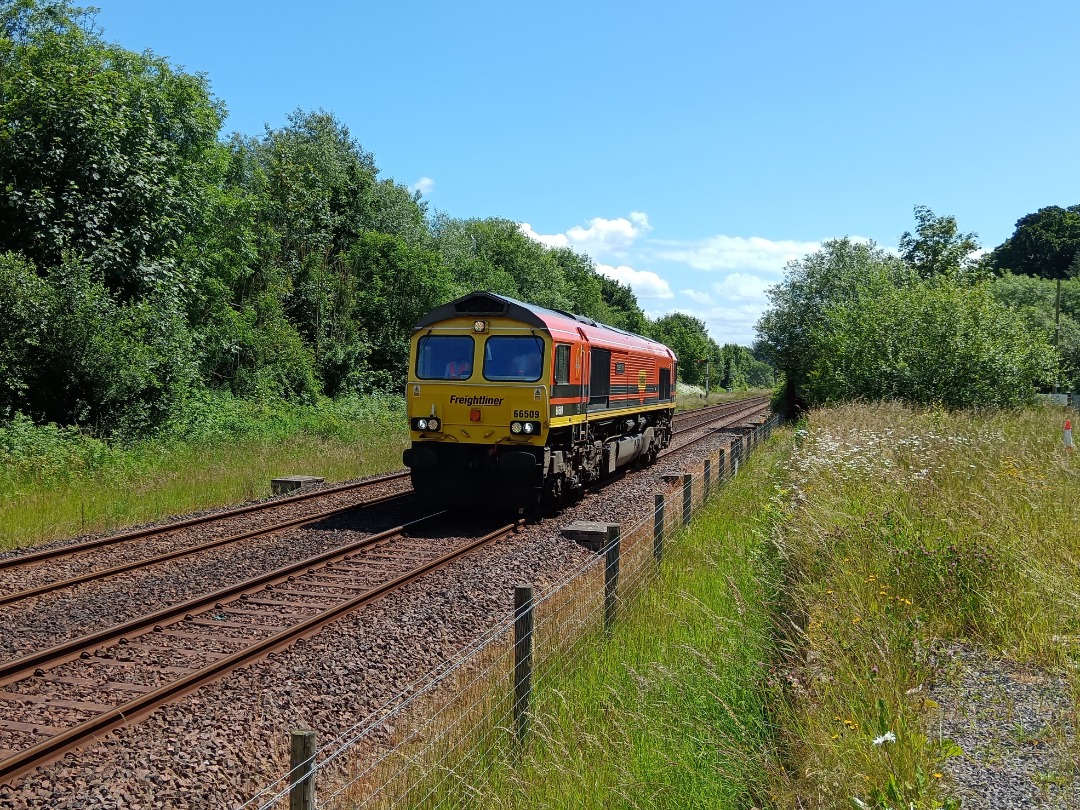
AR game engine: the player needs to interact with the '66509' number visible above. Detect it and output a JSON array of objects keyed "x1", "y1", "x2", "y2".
[{"x1": 513, "y1": 409, "x2": 540, "y2": 419}]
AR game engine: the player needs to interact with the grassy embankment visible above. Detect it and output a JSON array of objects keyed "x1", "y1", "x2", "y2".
[
  {"x1": 674, "y1": 384, "x2": 773, "y2": 410},
  {"x1": 415, "y1": 402, "x2": 1078, "y2": 809},
  {"x1": 1, "y1": 386, "x2": 766, "y2": 550},
  {"x1": 0, "y1": 393, "x2": 408, "y2": 550}
]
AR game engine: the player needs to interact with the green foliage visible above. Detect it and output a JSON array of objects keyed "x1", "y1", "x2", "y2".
[
  {"x1": 0, "y1": 252, "x2": 48, "y2": 416},
  {"x1": 0, "y1": 410, "x2": 118, "y2": 482},
  {"x1": 898, "y1": 205, "x2": 980, "y2": 279},
  {"x1": 344, "y1": 231, "x2": 448, "y2": 391},
  {"x1": 991, "y1": 272, "x2": 1080, "y2": 391},
  {"x1": 757, "y1": 235, "x2": 1057, "y2": 410},
  {"x1": 808, "y1": 277, "x2": 1056, "y2": 408},
  {"x1": 0, "y1": 1, "x2": 656, "y2": 438},
  {"x1": 649, "y1": 312, "x2": 715, "y2": 385},
  {"x1": 0, "y1": 0, "x2": 224, "y2": 298},
  {"x1": 36, "y1": 262, "x2": 199, "y2": 437},
  {"x1": 596, "y1": 273, "x2": 649, "y2": 334},
  {"x1": 757, "y1": 238, "x2": 910, "y2": 410},
  {"x1": 989, "y1": 204, "x2": 1080, "y2": 280},
  {"x1": 1, "y1": 253, "x2": 199, "y2": 436}
]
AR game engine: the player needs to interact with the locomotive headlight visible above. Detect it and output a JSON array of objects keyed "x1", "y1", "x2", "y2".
[
  {"x1": 510, "y1": 421, "x2": 523, "y2": 434},
  {"x1": 523, "y1": 421, "x2": 535, "y2": 434},
  {"x1": 427, "y1": 417, "x2": 440, "y2": 431},
  {"x1": 416, "y1": 417, "x2": 428, "y2": 430}
]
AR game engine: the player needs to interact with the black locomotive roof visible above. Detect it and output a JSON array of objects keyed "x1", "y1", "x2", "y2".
[
  {"x1": 413, "y1": 291, "x2": 550, "y2": 330},
  {"x1": 413, "y1": 291, "x2": 668, "y2": 349}
]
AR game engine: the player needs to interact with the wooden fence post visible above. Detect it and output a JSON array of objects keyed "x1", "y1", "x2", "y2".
[
  {"x1": 514, "y1": 584, "x2": 534, "y2": 747},
  {"x1": 289, "y1": 729, "x2": 317, "y2": 810},
  {"x1": 653, "y1": 493, "x2": 665, "y2": 563},
  {"x1": 604, "y1": 527, "x2": 621, "y2": 634},
  {"x1": 703, "y1": 457, "x2": 711, "y2": 500},
  {"x1": 682, "y1": 474, "x2": 692, "y2": 526}
]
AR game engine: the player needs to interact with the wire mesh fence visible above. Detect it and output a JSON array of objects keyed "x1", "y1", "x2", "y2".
[{"x1": 240, "y1": 413, "x2": 780, "y2": 810}]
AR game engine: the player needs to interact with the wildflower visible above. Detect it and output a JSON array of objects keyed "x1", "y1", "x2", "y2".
[
  {"x1": 933, "y1": 772, "x2": 943, "y2": 779},
  {"x1": 872, "y1": 731, "x2": 896, "y2": 746},
  {"x1": 852, "y1": 615, "x2": 862, "y2": 624}
]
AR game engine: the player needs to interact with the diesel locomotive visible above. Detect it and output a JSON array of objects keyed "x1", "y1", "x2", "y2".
[{"x1": 402, "y1": 291, "x2": 678, "y2": 510}]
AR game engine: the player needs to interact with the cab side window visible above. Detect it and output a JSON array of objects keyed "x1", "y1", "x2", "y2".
[{"x1": 554, "y1": 344, "x2": 571, "y2": 384}]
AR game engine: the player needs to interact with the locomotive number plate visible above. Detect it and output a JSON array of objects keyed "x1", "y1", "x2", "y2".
[{"x1": 514, "y1": 409, "x2": 540, "y2": 419}]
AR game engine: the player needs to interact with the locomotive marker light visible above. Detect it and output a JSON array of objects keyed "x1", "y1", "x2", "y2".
[
  {"x1": 473, "y1": 320, "x2": 487, "y2": 333},
  {"x1": 427, "y1": 418, "x2": 440, "y2": 432},
  {"x1": 511, "y1": 422, "x2": 523, "y2": 434}
]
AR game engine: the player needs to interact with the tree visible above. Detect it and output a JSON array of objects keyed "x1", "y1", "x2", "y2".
[
  {"x1": 898, "y1": 205, "x2": 980, "y2": 279},
  {"x1": 756, "y1": 238, "x2": 911, "y2": 412},
  {"x1": 648, "y1": 313, "x2": 717, "y2": 385},
  {"x1": 344, "y1": 232, "x2": 450, "y2": 391},
  {"x1": 989, "y1": 205, "x2": 1080, "y2": 280},
  {"x1": 810, "y1": 277, "x2": 1056, "y2": 408},
  {"x1": 992, "y1": 272, "x2": 1080, "y2": 392},
  {"x1": 757, "y1": 238, "x2": 1056, "y2": 411},
  {"x1": 0, "y1": 0, "x2": 224, "y2": 298},
  {"x1": 989, "y1": 205, "x2": 1080, "y2": 387},
  {"x1": 597, "y1": 274, "x2": 649, "y2": 334}
]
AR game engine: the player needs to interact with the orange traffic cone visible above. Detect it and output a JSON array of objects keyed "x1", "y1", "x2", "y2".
[{"x1": 1065, "y1": 419, "x2": 1074, "y2": 450}]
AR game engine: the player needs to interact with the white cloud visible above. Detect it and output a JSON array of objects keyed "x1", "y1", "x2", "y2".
[
  {"x1": 519, "y1": 222, "x2": 569, "y2": 249},
  {"x1": 653, "y1": 235, "x2": 821, "y2": 273},
  {"x1": 597, "y1": 263, "x2": 673, "y2": 300},
  {"x1": 519, "y1": 212, "x2": 652, "y2": 259},
  {"x1": 411, "y1": 176, "x2": 435, "y2": 195},
  {"x1": 680, "y1": 288, "x2": 715, "y2": 306},
  {"x1": 710, "y1": 273, "x2": 772, "y2": 304},
  {"x1": 679, "y1": 302, "x2": 767, "y2": 347}
]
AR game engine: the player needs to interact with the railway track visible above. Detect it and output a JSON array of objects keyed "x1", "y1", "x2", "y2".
[
  {"x1": 665, "y1": 395, "x2": 771, "y2": 456},
  {"x1": 0, "y1": 395, "x2": 771, "y2": 790},
  {"x1": 0, "y1": 472, "x2": 414, "y2": 609},
  {"x1": 0, "y1": 470, "x2": 413, "y2": 572},
  {"x1": 0, "y1": 514, "x2": 520, "y2": 785},
  {"x1": 0, "y1": 399, "x2": 766, "y2": 614}
]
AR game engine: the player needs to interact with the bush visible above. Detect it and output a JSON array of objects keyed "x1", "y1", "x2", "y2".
[
  {"x1": 808, "y1": 277, "x2": 1057, "y2": 408},
  {"x1": 758, "y1": 239, "x2": 1058, "y2": 409}
]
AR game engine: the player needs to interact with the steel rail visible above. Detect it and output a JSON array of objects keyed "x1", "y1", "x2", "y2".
[
  {"x1": 662, "y1": 400, "x2": 771, "y2": 457},
  {"x1": 0, "y1": 511, "x2": 447, "y2": 687},
  {"x1": 0, "y1": 518, "x2": 519, "y2": 785},
  {"x1": 0, "y1": 489, "x2": 411, "y2": 609},
  {"x1": 0, "y1": 471, "x2": 412, "y2": 572}
]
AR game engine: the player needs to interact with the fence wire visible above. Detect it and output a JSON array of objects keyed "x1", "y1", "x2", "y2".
[{"x1": 240, "y1": 414, "x2": 779, "y2": 809}]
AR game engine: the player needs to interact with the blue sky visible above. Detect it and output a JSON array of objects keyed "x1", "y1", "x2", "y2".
[{"x1": 93, "y1": 1, "x2": 1080, "y2": 345}]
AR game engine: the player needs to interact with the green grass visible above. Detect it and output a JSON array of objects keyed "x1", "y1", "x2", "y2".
[
  {"x1": 0, "y1": 392, "x2": 408, "y2": 549},
  {"x1": 768, "y1": 402, "x2": 1080, "y2": 808}
]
